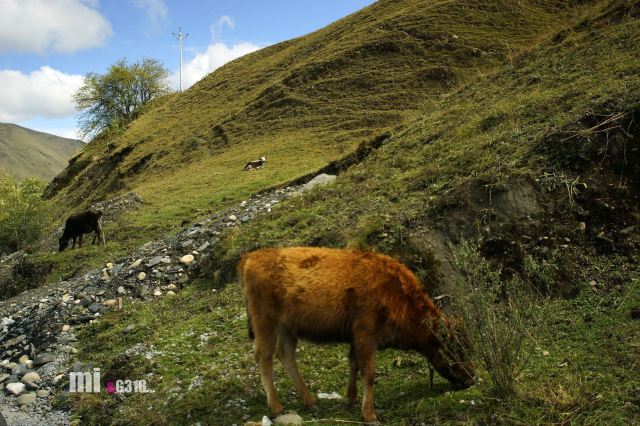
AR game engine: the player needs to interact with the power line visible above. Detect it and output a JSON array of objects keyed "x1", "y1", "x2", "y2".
[{"x1": 172, "y1": 27, "x2": 189, "y2": 92}]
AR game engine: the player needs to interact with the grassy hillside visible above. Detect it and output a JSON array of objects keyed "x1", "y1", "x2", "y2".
[
  {"x1": 46, "y1": 0, "x2": 579, "y2": 240},
  {"x1": 0, "y1": 123, "x2": 83, "y2": 181},
  {"x1": 67, "y1": 0, "x2": 640, "y2": 425}
]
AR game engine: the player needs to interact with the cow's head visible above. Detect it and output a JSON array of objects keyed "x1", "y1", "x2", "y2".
[
  {"x1": 260, "y1": 156, "x2": 266, "y2": 162},
  {"x1": 425, "y1": 316, "x2": 475, "y2": 389},
  {"x1": 58, "y1": 236, "x2": 70, "y2": 252}
]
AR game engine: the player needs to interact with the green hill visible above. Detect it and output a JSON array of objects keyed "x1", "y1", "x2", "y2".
[
  {"x1": 59, "y1": 0, "x2": 640, "y2": 425},
  {"x1": 0, "y1": 123, "x2": 83, "y2": 181},
  {"x1": 46, "y1": 0, "x2": 578, "y2": 236}
]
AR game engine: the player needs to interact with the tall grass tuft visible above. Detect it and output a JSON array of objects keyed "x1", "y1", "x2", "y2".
[{"x1": 448, "y1": 241, "x2": 532, "y2": 398}]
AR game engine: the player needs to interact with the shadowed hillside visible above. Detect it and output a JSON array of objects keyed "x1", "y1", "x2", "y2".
[{"x1": 0, "y1": 123, "x2": 83, "y2": 181}]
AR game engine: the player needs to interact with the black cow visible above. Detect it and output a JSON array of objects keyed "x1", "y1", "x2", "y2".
[
  {"x1": 59, "y1": 210, "x2": 105, "y2": 251},
  {"x1": 243, "y1": 156, "x2": 266, "y2": 171}
]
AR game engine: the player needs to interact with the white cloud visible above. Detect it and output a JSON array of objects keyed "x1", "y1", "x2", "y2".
[
  {"x1": 130, "y1": 0, "x2": 168, "y2": 31},
  {"x1": 0, "y1": 0, "x2": 112, "y2": 54},
  {"x1": 211, "y1": 15, "x2": 235, "y2": 41},
  {"x1": 0, "y1": 67, "x2": 84, "y2": 122},
  {"x1": 38, "y1": 127, "x2": 83, "y2": 141},
  {"x1": 178, "y1": 42, "x2": 262, "y2": 89}
]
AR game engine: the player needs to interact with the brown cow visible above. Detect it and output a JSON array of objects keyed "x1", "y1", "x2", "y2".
[{"x1": 238, "y1": 247, "x2": 475, "y2": 423}]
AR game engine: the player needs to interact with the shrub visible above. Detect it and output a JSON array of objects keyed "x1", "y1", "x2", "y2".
[
  {"x1": 0, "y1": 169, "x2": 48, "y2": 253},
  {"x1": 448, "y1": 241, "x2": 532, "y2": 398}
]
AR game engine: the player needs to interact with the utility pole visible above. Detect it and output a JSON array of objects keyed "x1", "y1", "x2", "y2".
[{"x1": 172, "y1": 27, "x2": 189, "y2": 92}]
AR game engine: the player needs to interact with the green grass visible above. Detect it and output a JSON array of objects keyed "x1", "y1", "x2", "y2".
[
  {"x1": 45, "y1": 0, "x2": 581, "y2": 251},
  {"x1": 53, "y1": 0, "x2": 640, "y2": 424},
  {"x1": 69, "y1": 274, "x2": 640, "y2": 425}
]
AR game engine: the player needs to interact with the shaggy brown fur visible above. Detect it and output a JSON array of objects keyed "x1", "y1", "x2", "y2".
[{"x1": 238, "y1": 247, "x2": 475, "y2": 423}]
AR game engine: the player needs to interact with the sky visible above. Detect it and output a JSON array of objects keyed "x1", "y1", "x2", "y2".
[{"x1": 0, "y1": 0, "x2": 376, "y2": 140}]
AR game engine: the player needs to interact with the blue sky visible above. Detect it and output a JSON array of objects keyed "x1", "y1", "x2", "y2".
[{"x1": 0, "y1": 0, "x2": 376, "y2": 140}]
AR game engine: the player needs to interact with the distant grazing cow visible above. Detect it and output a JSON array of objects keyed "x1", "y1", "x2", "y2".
[
  {"x1": 243, "y1": 156, "x2": 266, "y2": 171},
  {"x1": 59, "y1": 210, "x2": 105, "y2": 252},
  {"x1": 238, "y1": 247, "x2": 475, "y2": 423}
]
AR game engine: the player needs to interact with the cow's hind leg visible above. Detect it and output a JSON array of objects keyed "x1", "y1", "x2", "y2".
[
  {"x1": 347, "y1": 345, "x2": 359, "y2": 406},
  {"x1": 353, "y1": 332, "x2": 378, "y2": 423},
  {"x1": 254, "y1": 320, "x2": 284, "y2": 415},
  {"x1": 277, "y1": 330, "x2": 316, "y2": 408},
  {"x1": 78, "y1": 234, "x2": 83, "y2": 248}
]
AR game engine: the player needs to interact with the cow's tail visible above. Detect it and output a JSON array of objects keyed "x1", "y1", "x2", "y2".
[{"x1": 237, "y1": 255, "x2": 254, "y2": 340}]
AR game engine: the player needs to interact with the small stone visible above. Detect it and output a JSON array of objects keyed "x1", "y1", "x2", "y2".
[
  {"x1": 106, "y1": 262, "x2": 113, "y2": 269},
  {"x1": 180, "y1": 254, "x2": 194, "y2": 265},
  {"x1": 589, "y1": 280, "x2": 597, "y2": 287},
  {"x1": 5, "y1": 382, "x2": 25, "y2": 396},
  {"x1": 228, "y1": 215, "x2": 237, "y2": 222},
  {"x1": 117, "y1": 286, "x2": 126, "y2": 294},
  {"x1": 619, "y1": 226, "x2": 634, "y2": 235},
  {"x1": 166, "y1": 291, "x2": 176, "y2": 297},
  {"x1": 18, "y1": 355, "x2": 29, "y2": 365},
  {"x1": 53, "y1": 374, "x2": 64, "y2": 384},
  {"x1": 16, "y1": 392, "x2": 36, "y2": 406},
  {"x1": 62, "y1": 325, "x2": 71, "y2": 332},
  {"x1": 542, "y1": 350, "x2": 550, "y2": 356},
  {"x1": 36, "y1": 389, "x2": 50, "y2": 398},
  {"x1": 33, "y1": 353, "x2": 55, "y2": 367},
  {"x1": 104, "y1": 299, "x2": 118, "y2": 307},
  {"x1": 579, "y1": 222, "x2": 587, "y2": 232},
  {"x1": 130, "y1": 259, "x2": 143, "y2": 268},
  {"x1": 166, "y1": 284, "x2": 177, "y2": 290},
  {"x1": 240, "y1": 201, "x2": 247, "y2": 207},
  {"x1": 153, "y1": 289, "x2": 162, "y2": 297},
  {"x1": 87, "y1": 303, "x2": 105, "y2": 314},
  {"x1": 21, "y1": 371, "x2": 41, "y2": 384},
  {"x1": 147, "y1": 256, "x2": 163, "y2": 267},
  {"x1": 274, "y1": 413, "x2": 303, "y2": 425},
  {"x1": 61, "y1": 294, "x2": 73, "y2": 303},
  {"x1": 197, "y1": 241, "x2": 210, "y2": 252},
  {"x1": 137, "y1": 272, "x2": 147, "y2": 281}
]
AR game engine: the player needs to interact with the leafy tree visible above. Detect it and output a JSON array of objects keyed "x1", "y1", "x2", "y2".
[
  {"x1": 0, "y1": 169, "x2": 48, "y2": 253},
  {"x1": 74, "y1": 58, "x2": 170, "y2": 139}
]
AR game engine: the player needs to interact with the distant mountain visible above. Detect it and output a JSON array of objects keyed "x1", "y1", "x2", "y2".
[{"x1": 0, "y1": 123, "x2": 84, "y2": 181}]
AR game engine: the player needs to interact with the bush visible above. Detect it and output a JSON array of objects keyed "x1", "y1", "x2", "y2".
[
  {"x1": 0, "y1": 169, "x2": 48, "y2": 253},
  {"x1": 448, "y1": 241, "x2": 532, "y2": 398}
]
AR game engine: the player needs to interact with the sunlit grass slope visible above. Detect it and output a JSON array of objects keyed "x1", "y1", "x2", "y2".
[{"x1": 47, "y1": 0, "x2": 578, "y2": 236}]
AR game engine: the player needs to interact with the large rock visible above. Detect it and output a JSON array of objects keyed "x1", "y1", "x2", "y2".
[
  {"x1": 300, "y1": 174, "x2": 336, "y2": 193},
  {"x1": 33, "y1": 353, "x2": 55, "y2": 367},
  {"x1": 274, "y1": 414, "x2": 303, "y2": 425},
  {"x1": 21, "y1": 371, "x2": 41, "y2": 384},
  {"x1": 5, "y1": 382, "x2": 25, "y2": 396},
  {"x1": 16, "y1": 392, "x2": 36, "y2": 406}
]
